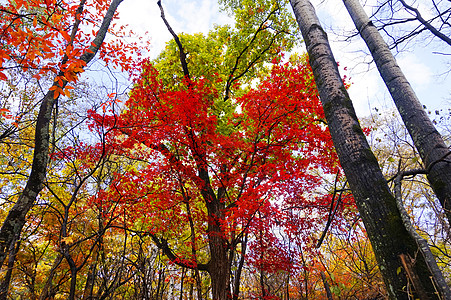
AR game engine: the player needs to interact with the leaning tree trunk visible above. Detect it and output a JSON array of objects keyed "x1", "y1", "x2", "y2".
[
  {"x1": 0, "y1": 0, "x2": 124, "y2": 269},
  {"x1": 289, "y1": 0, "x2": 441, "y2": 298},
  {"x1": 342, "y1": 0, "x2": 451, "y2": 224}
]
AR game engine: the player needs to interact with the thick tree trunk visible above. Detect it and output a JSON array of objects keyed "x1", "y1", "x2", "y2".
[
  {"x1": 289, "y1": 0, "x2": 441, "y2": 298},
  {"x1": 196, "y1": 156, "x2": 230, "y2": 300},
  {"x1": 0, "y1": 90, "x2": 54, "y2": 268},
  {"x1": 342, "y1": 0, "x2": 451, "y2": 224},
  {"x1": 0, "y1": 0, "x2": 124, "y2": 269},
  {"x1": 205, "y1": 201, "x2": 231, "y2": 300}
]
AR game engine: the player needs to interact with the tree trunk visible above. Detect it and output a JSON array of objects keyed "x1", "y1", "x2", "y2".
[
  {"x1": 0, "y1": 0, "x2": 124, "y2": 269},
  {"x1": 232, "y1": 233, "x2": 247, "y2": 300},
  {"x1": 289, "y1": 0, "x2": 441, "y2": 298},
  {"x1": 82, "y1": 256, "x2": 98, "y2": 300},
  {"x1": 320, "y1": 271, "x2": 333, "y2": 300},
  {"x1": 342, "y1": 0, "x2": 451, "y2": 225},
  {"x1": 0, "y1": 238, "x2": 20, "y2": 300},
  {"x1": 206, "y1": 203, "x2": 231, "y2": 300}
]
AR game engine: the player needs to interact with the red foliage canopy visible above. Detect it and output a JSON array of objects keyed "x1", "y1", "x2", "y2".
[{"x1": 88, "y1": 57, "x2": 352, "y2": 275}]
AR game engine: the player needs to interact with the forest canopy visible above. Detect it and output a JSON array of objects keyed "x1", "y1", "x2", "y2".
[{"x1": 0, "y1": 0, "x2": 449, "y2": 299}]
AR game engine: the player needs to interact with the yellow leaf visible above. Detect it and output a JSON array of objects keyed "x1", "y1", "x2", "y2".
[{"x1": 61, "y1": 236, "x2": 74, "y2": 244}]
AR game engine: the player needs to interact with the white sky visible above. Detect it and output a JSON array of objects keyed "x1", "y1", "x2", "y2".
[{"x1": 116, "y1": 0, "x2": 450, "y2": 118}]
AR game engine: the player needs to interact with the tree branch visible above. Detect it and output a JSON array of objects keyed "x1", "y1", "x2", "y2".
[
  {"x1": 316, "y1": 173, "x2": 346, "y2": 248},
  {"x1": 157, "y1": 0, "x2": 190, "y2": 79},
  {"x1": 398, "y1": 0, "x2": 451, "y2": 46},
  {"x1": 394, "y1": 167, "x2": 451, "y2": 299},
  {"x1": 149, "y1": 233, "x2": 209, "y2": 272}
]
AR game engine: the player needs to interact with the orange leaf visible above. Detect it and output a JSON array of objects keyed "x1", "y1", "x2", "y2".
[
  {"x1": 61, "y1": 31, "x2": 71, "y2": 42},
  {"x1": 53, "y1": 89, "x2": 60, "y2": 99}
]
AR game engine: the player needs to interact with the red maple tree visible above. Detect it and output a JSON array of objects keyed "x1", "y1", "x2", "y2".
[{"x1": 88, "y1": 57, "x2": 350, "y2": 299}]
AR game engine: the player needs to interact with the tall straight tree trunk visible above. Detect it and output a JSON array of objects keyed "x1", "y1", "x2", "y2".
[
  {"x1": 342, "y1": 0, "x2": 451, "y2": 224},
  {"x1": 0, "y1": 0, "x2": 124, "y2": 269},
  {"x1": 289, "y1": 0, "x2": 441, "y2": 298}
]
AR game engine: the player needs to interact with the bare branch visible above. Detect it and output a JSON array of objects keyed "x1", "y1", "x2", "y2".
[{"x1": 157, "y1": 0, "x2": 190, "y2": 79}]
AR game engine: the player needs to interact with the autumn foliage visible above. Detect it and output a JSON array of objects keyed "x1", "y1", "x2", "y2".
[
  {"x1": 0, "y1": 0, "x2": 392, "y2": 297},
  {"x1": 85, "y1": 55, "x2": 354, "y2": 297},
  {"x1": 0, "y1": 0, "x2": 139, "y2": 96}
]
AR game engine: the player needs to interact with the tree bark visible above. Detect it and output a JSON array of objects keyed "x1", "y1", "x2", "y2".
[
  {"x1": 342, "y1": 0, "x2": 451, "y2": 225},
  {"x1": 0, "y1": 0, "x2": 124, "y2": 269},
  {"x1": 82, "y1": 258, "x2": 98, "y2": 300},
  {"x1": 289, "y1": 0, "x2": 441, "y2": 298},
  {"x1": 205, "y1": 195, "x2": 231, "y2": 300}
]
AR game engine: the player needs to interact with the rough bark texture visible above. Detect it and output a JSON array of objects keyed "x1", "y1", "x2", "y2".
[
  {"x1": 0, "y1": 0, "x2": 124, "y2": 268},
  {"x1": 343, "y1": 0, "x2": 451, "y2": 225},
  {"x1": 200, "y1": 172, "x2": 231, "y2": 300},
  {"x1": 289, "y1": 0, "x2": 441, "y2": 298},
  {"x1": 208, "y1": 226, "x2": 231, "y2": 300}
]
